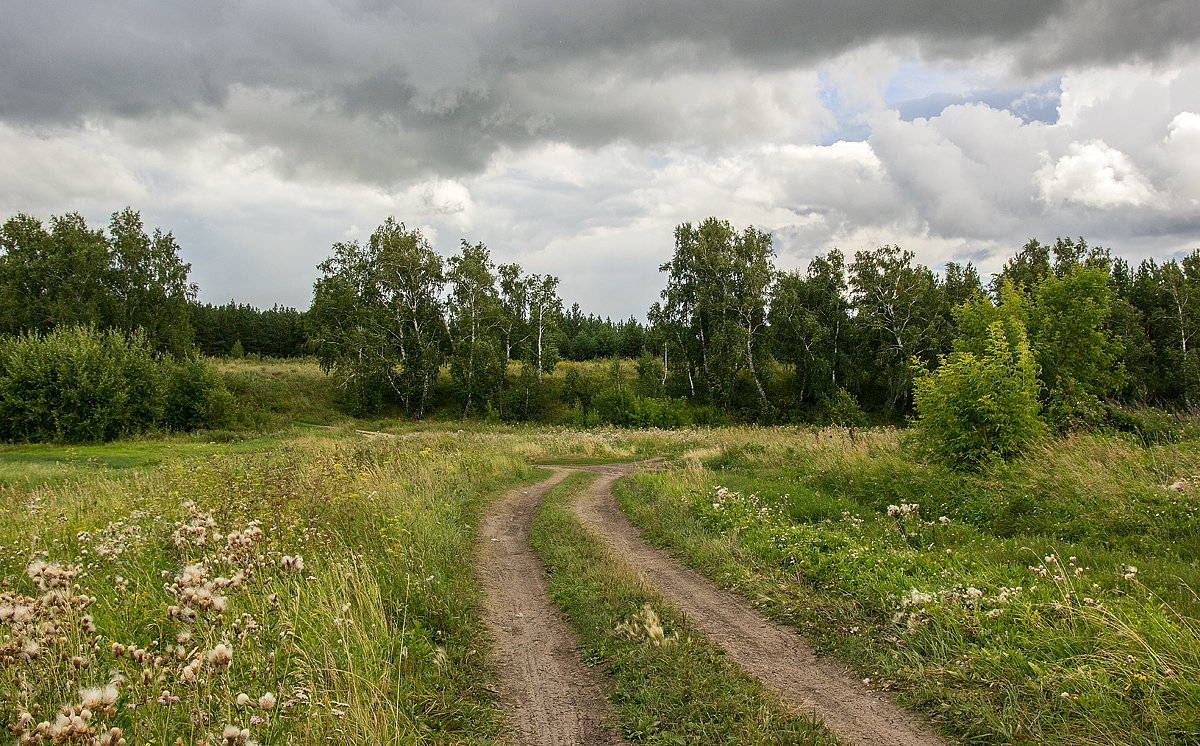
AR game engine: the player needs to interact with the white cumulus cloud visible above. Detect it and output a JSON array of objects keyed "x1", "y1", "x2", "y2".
[{"x1": 1036, "y1": 140, "x2": 1157, "y2": 209}]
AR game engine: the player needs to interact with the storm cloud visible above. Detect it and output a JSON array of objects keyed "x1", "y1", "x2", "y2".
[{"x1": 2, "y1": 0, "x2": 1199, "y2": 317}]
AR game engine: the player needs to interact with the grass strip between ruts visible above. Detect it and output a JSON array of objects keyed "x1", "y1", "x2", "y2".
[{"x1": 529, "y1": 470, "x2": 844, "y2": 746}]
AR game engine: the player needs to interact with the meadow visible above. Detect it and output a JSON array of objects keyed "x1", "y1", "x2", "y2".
[
  {"x1": 618, "y1": 428, "x2": 1200, "y2": 744},
  {"x1": 3, "y1": 357, "x2": 1199, "y2": 744}
]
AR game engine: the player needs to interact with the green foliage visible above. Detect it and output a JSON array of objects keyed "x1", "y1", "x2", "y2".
[
  {"x1": 0, "y1": 209, "x2": 197, "y2": 355},
  {"x1": 164, "y1": 356, "x2": 234, "y2": 432},
  {"x1": 447, "y1": 241, "x2": 505, "y2": 417},
  {"x1": 0, "y1": 326, "x2": 163, "y2": 443},
  {"x1": 0, "y1": 326, "x2": 230, "y2": 443},
  {"x1": 914, "y1": 321, "x2": 1045, "y2": 467},
  {"x1": 1027, "y1": 263, "x2": 1124, "y2": 407},
  {"x1": 308, "y1": 219, "x2": 447, "y2": 417},
  {"x1": 849, "y1": 244, "x2": 949, "y2": 415},
  {"x1": 811, "y1": 386, "x2": 867, "y2": 427},
  {"x1": 769, "y1": 250, "x2": 852, "y2": 405},
  {"x1": 191, "y1": 302, "x2": 307, "y2": 358},
  {"x1": 586, "y1": 388, "x2": 692, "y2": 428},
  {"x1": 657, "y1": 217, "x2": 774, "y2": 412}
]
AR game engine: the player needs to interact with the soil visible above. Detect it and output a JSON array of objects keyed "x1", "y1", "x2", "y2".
[
  {"x1": 476, "y1": 470, "x2": 628, "y2": 746},
  {"x1": 564, "y1": 463, "x2": 952, "y2": 746}
]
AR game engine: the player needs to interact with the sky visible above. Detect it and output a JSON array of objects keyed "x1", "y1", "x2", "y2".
[{"x1": 2, "y1": 1, "x2": 1200, "y2": 320}]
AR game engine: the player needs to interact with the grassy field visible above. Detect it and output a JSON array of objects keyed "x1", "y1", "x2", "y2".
[
  {"x1": 4, "y1": 358, "x2": 1200, "y2": 746},
  {"x1": 0, "y1": 429, "x2": 544, "y2": 745},
  {"x1": 618, "y1": 427, "x2": 1200, "y2": 745},
  {"x1": 0, "y1": 423, "x2": 710, "y2": 745}
]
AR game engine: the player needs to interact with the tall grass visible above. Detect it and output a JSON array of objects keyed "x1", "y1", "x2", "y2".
[
  {"x1": 0, "y1": 431, "x2": 537, "y2": 745},
  {"x1": 619, "y1": 427, "x2": 1200, "y2": 744}
]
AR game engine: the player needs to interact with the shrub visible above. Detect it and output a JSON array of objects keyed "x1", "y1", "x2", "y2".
[
  {"x1": 0, "y1": 327, "x2": 164, "y2": 442},
  {"x1": 0, "y1": 326, "x2": 230, "y2": 443},
  {"x1": 812, "y1": 387, "x2": 867, "y2": 427},
  {"x1": 164, "y1": 356, "x2": 234, "y2": 431},
  {"x1": 586, "y1": 388, "x2": 692, "y2": 428},
  {"x1": 913, "y1": 321, "x2": 1044, "y2": 468}
]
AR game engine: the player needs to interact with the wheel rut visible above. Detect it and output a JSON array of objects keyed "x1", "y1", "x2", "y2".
[
  {"x1": 476, "y1": 470, "x2": 627, "y2": 746},
  {"x1": 562, "y1": 462, "x2": 951, "y2": 746}
]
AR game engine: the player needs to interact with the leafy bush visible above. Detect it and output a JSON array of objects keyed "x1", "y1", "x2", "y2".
[
  {"x1": 586, "y1": 388, "x2": 692, "y2": 428},
  {"x1": 812, "y1": 386, "x2": 867, "y2": 426},
  {"x1": 164, "y1": 356, "x2": 234, "y2": 431},
  {"x1": 0, "y1": 326, "x2": 230, "y2": 443},
  {"x1": 914, "y1": 321, "x2": 1044, "y2": 468}
]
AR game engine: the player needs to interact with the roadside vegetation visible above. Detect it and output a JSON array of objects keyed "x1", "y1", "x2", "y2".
[
  {"x1": 618, "y1": 427, "x2": 1200, "y2": 745},
  {"x1": 0, "y1": 425, "x2": 712, "y2": 744},
  {"x1": 0, "y1": 429, "x2": 545, "y2": 745}
]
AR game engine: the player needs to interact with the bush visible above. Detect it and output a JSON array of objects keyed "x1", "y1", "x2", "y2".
[
  {"x1": 585, "y1": 387, "x2": 692, "y2": 428},
  {"x1": 913, "y1": 321, "x2": 1045, "y2": 468},
  {"x1": 812, "y1": 387, "x2": 867, "y2": 427},
  {"x1": 0, "y1": 326, "x2": 230, "y2": 443},
  {"x1": 164, "y1": 356, "x2": 234, "y2": 431}
]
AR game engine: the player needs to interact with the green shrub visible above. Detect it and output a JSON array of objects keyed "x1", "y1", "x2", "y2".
[
  {"x1": 164, "y1": 356, "x2": 234, "y2": 431},
  {"x1": 913, "y1": 321, "x2": 1044, "y2": 467},
  {"x1": 0, "y1": 326, "x2": 230, "y2": 443},
  {"x1": 0, "y1": 327, "x2": 164, "y2": 442},
  {"x1": 586, "y1": 388, "x2": 692, "y2": 428},
  {"x1": 812, "y1": 386, "x2": 867, "y2": 426}
]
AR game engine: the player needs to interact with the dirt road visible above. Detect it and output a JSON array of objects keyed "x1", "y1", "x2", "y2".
[
  {"x1": 476, "y1": 470, "x2": 628, "y2": 746},
  {"x1": 564, "y1": 463, "x2": 951, "y2": 746}
]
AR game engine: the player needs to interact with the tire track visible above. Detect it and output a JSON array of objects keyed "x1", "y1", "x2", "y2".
[
  {"x1": 564, "y1": 463, "x2": 951, "y2": 746},
  {"x1": 476, "y1": 470, "x2": 628, "y2": 746}
]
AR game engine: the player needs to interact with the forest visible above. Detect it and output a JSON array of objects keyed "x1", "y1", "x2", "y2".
[{"x1": 2, "y1": 208, "x2": 1199, "y2": 442}]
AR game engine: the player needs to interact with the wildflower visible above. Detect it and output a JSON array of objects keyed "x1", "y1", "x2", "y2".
[
  {"x1": 939, "y1": 516, "x2": 950, "y2": 525},
  {"x1": 258, "y1": 692, "x2": 276, "y2": 711},
  {"x1": 236, "y1": 693, "x2": 251, "y2": 707},
  {"x1": 281, "y1": 555, "x2": 305, "y2": 572},
  {"x1": 207, "y1": 643, "x2": 233, "y2": 671},
  {"x1": 1123, "y1": 565, "x2": 1138, "y2": 581},
  {"x1": 98, "y1": 727, "x2": 126, "y2": 746}
]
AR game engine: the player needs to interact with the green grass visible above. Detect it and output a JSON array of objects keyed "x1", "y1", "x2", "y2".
[
  {"x1": 0, "y1": 430, "x2": 543, "y2": 745},
  {"x1": 618, "y1": 428, "x2": 1200, "y2": 745},
  {"x1": 0, "y1": 431, "x2": 298, "y2": 487},
  {"x1": 530, "y1": 471, "x2": 843, "y2": 745},
  {"x1": 215, "y1": 356, "x2": 347, "y2": 430}
]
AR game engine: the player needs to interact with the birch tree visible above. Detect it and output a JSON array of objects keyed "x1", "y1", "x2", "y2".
[{"x1": 447, "y1": 241, "x2": 504, "y2": 417}]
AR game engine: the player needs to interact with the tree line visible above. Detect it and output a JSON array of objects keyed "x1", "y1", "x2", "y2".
[
  {"x1": 0, "y1": 209, "x2": 231, "y2": 442},
  {"x1": 654, "y1": 218, "x2": 1200, "y2": 428},
  {"x1": 5, "y1": 208, "x2": 1199, "y2": 432},
  {"x1": 0, "y1": 209, "x2": 196, "y2": 355},
  {"x1": 306, "y1": 215, "x2": 1200, "y2": 427}
]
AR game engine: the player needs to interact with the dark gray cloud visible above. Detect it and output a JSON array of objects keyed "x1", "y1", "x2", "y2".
[
  {"x1": 3, "y1": 1, "x2": 1200, "y2": 318},
  {"x1": 4, "y1": 0, "x2": 1197, "y2": 180}
]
